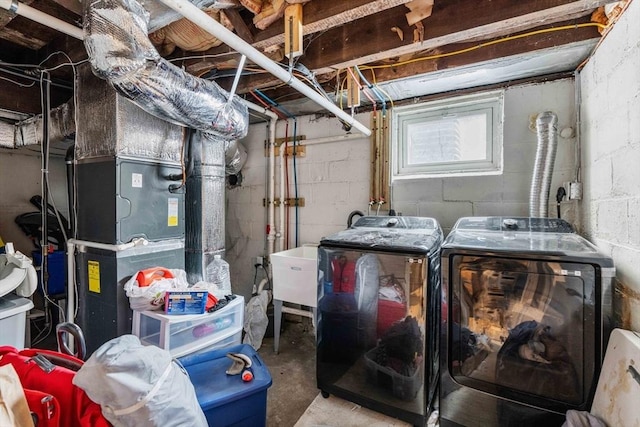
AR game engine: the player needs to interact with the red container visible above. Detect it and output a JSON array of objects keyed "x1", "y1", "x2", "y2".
[{"x1": 377, "y1": 299, "x2": 406, "y2": 337}]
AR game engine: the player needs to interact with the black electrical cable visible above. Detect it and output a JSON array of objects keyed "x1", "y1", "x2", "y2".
[
  {"x1": 259, "y1": 263, "x2": 272, "y2": 291},
  {"x1": 556, "y1": 186, "x2": 567, "y2": 219}
]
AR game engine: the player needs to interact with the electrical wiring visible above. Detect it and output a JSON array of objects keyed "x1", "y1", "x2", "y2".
[
  {"x1": 38, "y1": 70, "x2": 67, "y2": 327},
  {"x1": 367, "y1": 69, "x2": 395, "y2": 109},
  {"x1": 360, "y1": 22, "x2": 608, "y2": 71},
  {"x1": 38, "y1": 51, "x2": 87, "y2": 70},
  {"x1": 254, "y1": 88, "x2": 296, "y2": 118},
  {"x1": 347, "y1": 66, "x2": 377, "y2": 111},
  {"x1": 354, "y1": 65, "x2": 387, "y2": 115},
  {"x1": 0, "y1": 74, "x2": 36, "y2": 87}
]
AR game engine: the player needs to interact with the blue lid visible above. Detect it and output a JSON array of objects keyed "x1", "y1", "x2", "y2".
[{"x1": 178, "y1": 344, "x2": 272, "y2": 409}]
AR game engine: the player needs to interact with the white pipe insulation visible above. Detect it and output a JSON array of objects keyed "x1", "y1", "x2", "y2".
[
  {"x1": 157, "y1": 0, "x2": 372, "y2": 137},
  {"x1": 0, "y1": 0, "x2": 83, "y2": 40}
]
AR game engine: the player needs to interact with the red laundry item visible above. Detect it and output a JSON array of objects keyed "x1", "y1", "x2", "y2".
[
  {"x1": 0, "y1": 346, "x2": 111, "y2": 427},
  {"x1": 332, "y1": 256, "x2": 356, "y2": 293}
]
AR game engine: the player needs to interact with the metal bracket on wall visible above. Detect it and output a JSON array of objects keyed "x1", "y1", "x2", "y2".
[
  {"x1": 264, "y1": 135, "x2": 307, "y2": 157},
  {"x1": 262, "y1": 197, "x2": 305, "y2": 207}
]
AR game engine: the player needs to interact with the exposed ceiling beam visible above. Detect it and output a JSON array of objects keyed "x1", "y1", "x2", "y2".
[
  {"x1": 186, "y1": 0, "x2": 616, "y2": 79},
  {"x1": 307, "y1": 0, "x2": 616, "y2": 75},
  {"x1": 229, "y1": 17, "x2": 600, "y2": 99},
  {"x1": 0, "y1": 25, "x2": 48, "y2": 49},
  {"x1": 252, "y1": 0, "x2": 414, "y2": 50},
  {"x1": 185, "y1": 0, "x2": 414, "y2": 75},
  {"x1": 50, "y1": 0, "x2": 82, "y2": 16},
  {"x1": 222, "y1": 8, "x2": 254, "y2": 43}
]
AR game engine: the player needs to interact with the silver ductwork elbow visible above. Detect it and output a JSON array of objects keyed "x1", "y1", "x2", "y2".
[
  {"x1": 529, "y1": 111, "x2": 558, "y2": 218},
  {"x1": 83, "y1": 0, "x2": 248, "y2": 141}
]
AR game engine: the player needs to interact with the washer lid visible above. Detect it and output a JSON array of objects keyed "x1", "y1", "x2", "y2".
[
  {"x1": 320, "y1": 216, "x2": 443, "y2": 253},
  {"x1": 443, "y1": 216, "x2": 609, "y2": 259}
]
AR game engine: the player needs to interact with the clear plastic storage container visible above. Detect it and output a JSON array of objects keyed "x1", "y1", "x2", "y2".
[{"x1": 132, "y1": 295, "x2": 244, "y2": 358}]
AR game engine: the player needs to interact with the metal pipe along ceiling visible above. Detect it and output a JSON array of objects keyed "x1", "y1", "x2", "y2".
[
  {"x1": 156, "y1": 0, "x2": 372, "y2": 136},
  {"x1": 0, "y1": 0, "x2": 83, "y2": 39},
  {"x1": 1, "y1": 0, "x2": 372, "y2": 136}
]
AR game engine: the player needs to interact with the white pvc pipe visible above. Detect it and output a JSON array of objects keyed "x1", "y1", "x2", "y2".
[
  {"x1": 279, "y1": 126, "x2": 286, "y2": 252},
  {"x1": 0, "y1": 0, "x2": 83, "y2": 40},
  {"x1": 157, "y1": 0, "x2": 371, "y2": 137},
  {"x1": 303, "y1": 132, "x2": 367, "y2": 146},
  {"x1": 66, "y1": 241, "x2": 75, "y2": 325},
  {"x1": 243, "y1": 99, "x2": 278, "y2": 120},
  {"x1": 65, "y1": 238, "x2": 148, "y2": 324},
  {"x1": 243, "y1": 99, "x2": 278, "y2": 256}
]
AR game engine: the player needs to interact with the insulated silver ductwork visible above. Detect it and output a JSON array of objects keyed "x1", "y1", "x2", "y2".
[
  {"x1": 529, "y1": 111, "x2": 558, "y2": 218},
  {"x1": 0, "y1": 99, "x2": 76, "y2": 148},
  {"x1": 185, "y1": 131, "x2": 226, "y2": 284},
  {"x1": 82, "y1": 0, "x2": 250, "y2": 285},
  {"x1": 83, "y1": 0, "x2": 248, "y2": 140},
  {"x1": 224, "y1": 139, "x2": 247, "y2": 175}
]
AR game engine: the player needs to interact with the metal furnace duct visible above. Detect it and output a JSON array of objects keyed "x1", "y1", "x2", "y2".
[
  {"x1": 83, "y1": 0, "x2": 248, "y2": 140},
  {"x1": 76, "y1": 65, "x2": 183, "y2": 163},
  {"x1": 82, "y1": 0, "x2": 250, "y2": 283},
  {"x1": 529, "y1": 111, "x2": 558, "y2": 218},
  {"x1": 185, "y1": 131, "x2": 226, "y2": 284}
]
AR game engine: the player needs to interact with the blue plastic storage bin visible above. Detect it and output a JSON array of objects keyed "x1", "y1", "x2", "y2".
[
  {"x1": 179, "y1": 343, "x2": 272, "y2": 427},
  {"x1": 32, "y1": 250, "x2": 66, "y2": 296}
]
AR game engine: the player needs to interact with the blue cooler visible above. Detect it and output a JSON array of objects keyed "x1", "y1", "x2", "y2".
[{"x1": 179, "y1": 344, "x2": 272, "y2": 427}]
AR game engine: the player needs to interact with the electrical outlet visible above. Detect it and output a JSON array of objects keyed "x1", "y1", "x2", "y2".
[
  {"x1": 562, "y1": 181, "x2": 583, "y2": 201},
  {"x1": 253, "y1": 256, "x2": 263, "y2": 266},
  {"x1": 569, "y1": 182, "x2": 583, "y2": 200}
]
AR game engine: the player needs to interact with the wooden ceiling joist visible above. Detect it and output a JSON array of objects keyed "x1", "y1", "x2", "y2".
[{"x1": 196, "y1": 0, "x2": 616, "y2": 95}]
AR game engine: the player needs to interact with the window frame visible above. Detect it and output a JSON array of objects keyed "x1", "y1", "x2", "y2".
[{"x1": 391, "y1": 90, "x2": 504, "y2": 180}]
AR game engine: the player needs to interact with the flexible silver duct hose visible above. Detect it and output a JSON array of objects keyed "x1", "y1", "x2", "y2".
[
  {"x1": 83, "y1": 0, "x2": 248, "y2": 141},
  {"x1": 529, "y1": 111, "x2": 558, "y2": 218}
]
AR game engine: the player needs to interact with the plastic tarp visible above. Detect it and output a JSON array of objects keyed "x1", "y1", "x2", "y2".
[
  {"x1": 243, "y1": 290, "x2": 271, "y2": 351},
  {"x1": 355, "y1": 253, "x2": 379, "y2": 348},
  {"x1": 72, "y1": 335, "x2": 207, "y2": 427}
]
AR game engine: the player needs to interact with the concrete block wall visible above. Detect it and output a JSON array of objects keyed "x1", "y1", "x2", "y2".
[
  {"x1": 579, "y1": 0, "x2": 640, "y2": 331},
  {"x1": 0, "y1": 151, "x2": 68, "y2": 254},
  {"x1": 392, "y1": 79, "x2": 579, "y2": 233},
  {"x1": 227, "y1": 78, "x2": 578, "y2": 299},
  {"x1": 226, "y1": 114, "x2": 371, "y2": 297}
]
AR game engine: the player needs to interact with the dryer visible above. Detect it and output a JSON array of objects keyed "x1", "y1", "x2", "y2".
[{"x1": 440, "y1": 217, "x2": 614, "y2": 426}]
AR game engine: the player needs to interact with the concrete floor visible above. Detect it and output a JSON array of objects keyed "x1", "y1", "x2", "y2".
[
  {"x1": 29, "y1": 310, "x2": 419, "y2": 426},
  {"x1": 257, "y1": 316, "x2": 423, "y2": 427},
  {"x1": 258, "y1": 317, "x2": 319, "y2": 426}
]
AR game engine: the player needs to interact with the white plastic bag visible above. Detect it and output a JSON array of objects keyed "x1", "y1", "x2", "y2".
[
  {"x1": 243, "y1": 290, "x2": 271, "y2": 351},
  {"x1": 123, "y1": 268, "x2": 189, "y2": 311}
]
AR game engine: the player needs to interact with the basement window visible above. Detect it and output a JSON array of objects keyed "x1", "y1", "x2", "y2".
[{"x1": 391, "y1": 90, "x2": 504, "y2": 179}]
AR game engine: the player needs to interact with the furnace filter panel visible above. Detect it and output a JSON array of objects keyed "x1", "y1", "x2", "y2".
[{"x1": 76, "y1": 158, "x2": 185, "y2": 244}]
